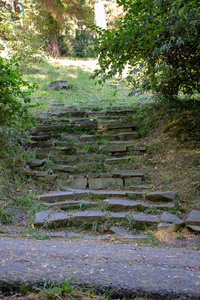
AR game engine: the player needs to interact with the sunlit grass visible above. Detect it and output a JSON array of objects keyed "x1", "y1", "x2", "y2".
[{"x1": 23, "y1": 59, "x2": 151, "y2": 118}]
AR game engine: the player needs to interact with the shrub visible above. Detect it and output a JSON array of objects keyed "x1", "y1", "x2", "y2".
[{"x1": 0, "y1": 56, "x2": 37, "y2": 125}]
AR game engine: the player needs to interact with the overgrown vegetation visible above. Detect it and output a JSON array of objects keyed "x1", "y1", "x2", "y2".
[
  {"x1": 0, "y1": 60, "x2": 199, "y2": 237},
  {"x1": 93, "y1": 0, "x2": 200, "y2": 104}
]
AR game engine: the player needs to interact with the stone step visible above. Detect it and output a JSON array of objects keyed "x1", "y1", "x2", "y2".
[
  {"x1": 44, "y1": 200, "x2": 98, "y2": 210},
  {"x1": 186, "y1": 210, "x2": 200, "y2": 232},
  {"x1": 38, "y1": 189, "x2": 142, "y2": 203},
  {"x1": 105, "y1": 198, "x2": 175, "y2": 212},
  {"x1": 34, "y1": 209, "x2": 159, "y2": 229}
]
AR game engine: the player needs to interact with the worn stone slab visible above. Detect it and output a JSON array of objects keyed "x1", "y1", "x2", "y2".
[
  {"x1": 109, "y1": 226, "x2": 148, "y2": 239},
  {"x1": 105, "y1": 199, "x2": 144, "y2": 212},
  {"x1": 61, "y1": 134, "x2": 79, "y2": 142},
  {"x1": 117, "y1": 132, "x2": 141, "y2": 140},
  {"x1": 112, "y1": 170, "x2": 144, "y2": 178},
  {"x1": 132, "y1": 213, "x2": 159, "y2": 228},
  {"x1": 36, "y1": 147, "x2": 75, "y2": 155},
  {"x1": 68, "y1": 177, "x2": 88, "y2": 189},
  {"x1": 27, "y1": 170, "x2": 49, "y2": 177},
  {"x1": 145, "y1": 191, "x2": 176, "y2": 202},
  {"x1": 125, "y1": 191, "x2": 144, "y2": 198},
  {"x1": 106, "y1": 123, "x2": 136, "y2": 130},
  {"x1": 49, "y1": 163, "x2": 75, "y2": 172},
  {"x1": 34, "y1": 211, "x2": 49, "y2": 226},
  {"x1": 108, "y1": 213, "x2": 127, "y2": 222},
  {"x1": 124, "y1": 177, "x2": 143, "y2": 186},
  {"x1": 75, "y1": 162, "x2": 104, "y2": 172},
  {"x1": 127, "y1": 145, "x2": 146, "y2": 152},
  {"x1": 32, "y1": 125, "x2": 66, "y2": 134},
  {"x1": 38, "y1": 174, "x2": 57, "y2": 183},
  {"x1": 79, "y1": 135, "x2": 97, "y2": 142},
  {"x1": 88, "y1": 177, "x2": 123, "y2": 190},
  {"x1": 44, "y1": 201, "x2": 97, "y2": 210},
  {"x1": 100, "y1": 143, "x2": 126, "y2": 152},
  {"x1": 105, "y1": 156, "x2": 135, "y2": 165},
  {"x1": 49, "y1": 212, "x2": 70, "y2": 226},
  {"x1": 129, "y1": 185, "x2": 151, "y2": 191},
  {"x1": 187, "y1": 225, "x2": 200, "y2": 232},
  {"x1": 38, "y1": 191, "x2": 74, "y2": 203},
  {"x1": 186, "y1": 210, "x2": 200, "y2": 226},
  {"x1": 30, "y1": 159, "x2": 45, "y2": 167},
  {"x1": 158, "y1": 222, "x2": 183, "y2": 232},
  {"x1": 105, "y1": 163, "x2": 136, "y2": 172},
  {"x1": 150, "y1": 203, "x2": 175, "y2": 209},
  {"x1": 71, "y1": 211, "x2": 106, "y2": 225},
  {"x1": 88, "y1": 172, "x2": 111, "y2": 179},
  {"x1": 161, "y1": 212, "x2": 184, "y2": 225},
  {"x1": 61, "y1": 188, "x2": 127, "y2": 199},
  {"x1": 46, "y1": 155, "x2": 77, "y2": 164}
]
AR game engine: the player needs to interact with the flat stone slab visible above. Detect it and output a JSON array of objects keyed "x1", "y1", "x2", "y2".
[
  {"x1": 109, "y1": 213, "x2": 126, "y2": 221},
  {"x1": 100, "y1": 143, "x2": 126, "y2": 152},
  {"x1": 158, "y1": 222, "x2": 183, "y2": 232},
  {"x1": 38, "y1": 191, "x2": 74, "y2": 203},
  {"x1": 30, "y1": 159, "x2": 45, "y2": 167},
  {"x1": 88, "y1": 177, "x2": 123, "y2": 190},
  {"x1": 187, "y1": 225, "x2": 200, "y2": 233},
  {"x1": 145, "y1": 191, "x2": 176, "y2": 202},
  {"x1": 105, "y1": 156, "x2": 135, "y2": 165},
  {"x1": 49, "y1": 212, "x2": 70, "y2": 226},
  {"x1": 49, "y1": 163, "x2": 75, "y2": 172},
  {"x1": 71, "y1": 211, "x2": 106, "y2": 225},
  {"x1": 129, "y1": 185, "x2": 152, "y2": 190},
  {"x1": 112, "y1": 170, "x2": 144, "y2": 178},
  {"x1": 105, "y1": 199, "x2": 144, "y2": 212},
  {"x1": 44, "y1": 201, "x2": 97, "y2": 210},
  {"x1": 186, "y1": 210, "x2": 200, "y2": 227},
  {"x1": 132, "y1": 213, "x2": 159, "y2": 228},
  {"x1": 161, "y1": 212, "x2": 184, "y2": 225},
  {"x1": 34, "y1": 211, "x2": 49, "y2": 226}
]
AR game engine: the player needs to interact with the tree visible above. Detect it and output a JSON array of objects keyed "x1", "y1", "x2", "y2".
[
  {"x1": 93, "y1": 0, "x2": 200, "y2": 103},
  {"x1": 32, "y1": 0, "x2": 94, "y2": 57}
]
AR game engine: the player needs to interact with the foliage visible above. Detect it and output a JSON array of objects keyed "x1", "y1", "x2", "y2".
[
  {"x1": 0, "y1": 3, "x2": 47, "y2": 64},
  {"x1": 70, "y1": 30, "x2": 97, "y2": 58},
  {"x1": 6, "y1": 24, "x2": 47, "y2": 64},
  {"x1": 0, "y1": 56, "x2": 37, "y2": 125},
  {"x1": 38, "y1": 276, "x2": 76, "y2": 299},
  {"x1": 0, "y1": 204, "x2": 13, "y2": 224},
  {"x1": 93, "y1": 0, "x2": 200, "y2": 102},
  {"x1": 32, "y1": 0, "x2": 95, "y2": 57}
]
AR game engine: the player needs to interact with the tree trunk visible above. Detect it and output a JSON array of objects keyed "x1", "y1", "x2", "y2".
[{"x1": 45, "y1": 37, "x2": 60, "y2": 58}]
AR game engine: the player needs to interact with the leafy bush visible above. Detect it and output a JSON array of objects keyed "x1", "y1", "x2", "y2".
[
  {"x1": 58, "y1": 31, "x2": 97, "y2": 58},
  {"x1": 0, "y1": 56, "x2": 37, "y2": 125},
  {"x1": 93, "y1": 0, "x2": 200, "y2": 103}
]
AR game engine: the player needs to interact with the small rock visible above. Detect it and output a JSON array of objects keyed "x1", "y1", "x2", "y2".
[
  {"x1": 146, "y1": 191, "x2": 177, "y2": 202},
  {"x1": 49, "y1": 81, "x2": 71, "y2": 90}
]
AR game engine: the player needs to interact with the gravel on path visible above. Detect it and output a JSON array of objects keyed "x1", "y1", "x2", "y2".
[{"x1": 0, "y1": 238, "x2": 200, "y2": 299}]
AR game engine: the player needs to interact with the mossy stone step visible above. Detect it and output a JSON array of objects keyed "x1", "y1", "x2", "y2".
[
  {"x1": 34, "y1": 209, "x2": 159, "y2": 229},
  {"x1": 44, "y1": 200, "x2": 98, "y2": 210}
]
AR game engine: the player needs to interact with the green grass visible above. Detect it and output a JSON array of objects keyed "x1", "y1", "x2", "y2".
[{"x1": 24, "y1": 59, "x2": 146, "y2": 117}]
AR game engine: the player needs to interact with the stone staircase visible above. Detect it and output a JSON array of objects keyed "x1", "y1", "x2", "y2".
[{"x1": 27, "y1": 103, "x2": 188, "y2": 236}]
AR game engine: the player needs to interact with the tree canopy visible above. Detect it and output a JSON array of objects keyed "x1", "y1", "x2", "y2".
[{"x1": 93, "y1": 0, "x2": 200, "y2": 102}]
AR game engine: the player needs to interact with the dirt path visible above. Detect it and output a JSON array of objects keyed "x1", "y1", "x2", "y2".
[{"x1": 0, "y1": 238, "x2": 200, "y2": 299}]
